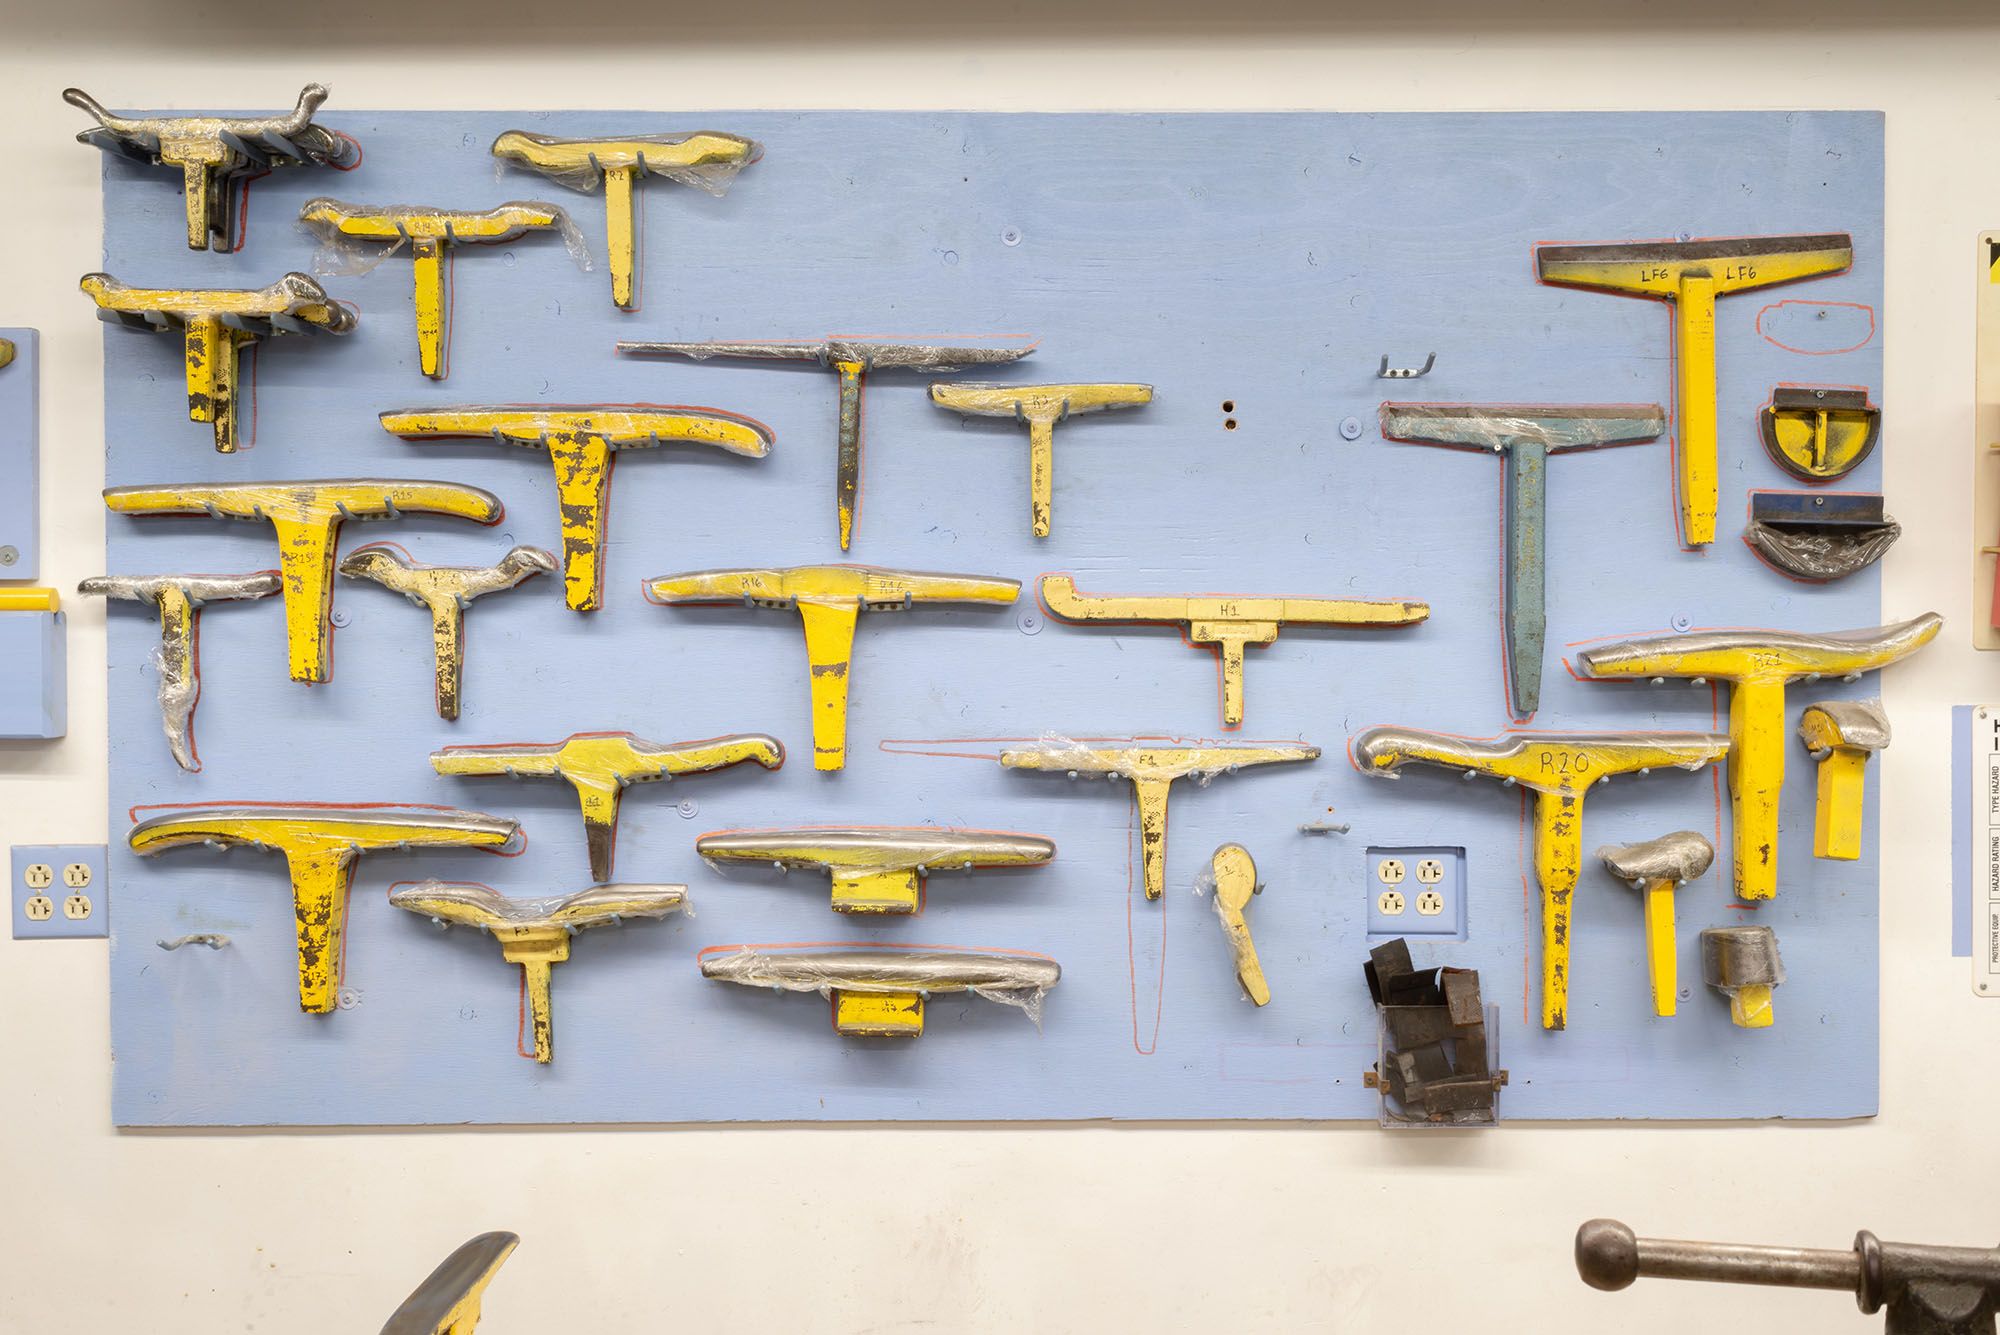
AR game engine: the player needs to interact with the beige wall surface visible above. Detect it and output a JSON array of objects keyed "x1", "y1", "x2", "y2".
[{"x1": 0, "y1": 2, "x2": 1992, "y2": 1329}]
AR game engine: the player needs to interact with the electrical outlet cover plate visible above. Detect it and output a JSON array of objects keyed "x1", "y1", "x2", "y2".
[
  {"x1": 12, "y1": 844, "x2": 108, "y2": 938},
  {"x1": 1366, "y1": 846, "x2": 1466, "y2": 939}
]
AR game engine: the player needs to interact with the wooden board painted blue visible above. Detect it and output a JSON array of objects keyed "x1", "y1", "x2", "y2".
[{"x1": 101, "y1": 110, "x2": 1885, "y2": 1124}]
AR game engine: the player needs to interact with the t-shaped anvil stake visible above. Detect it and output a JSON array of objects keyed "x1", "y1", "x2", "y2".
[
  {"x1": 1576, "y1": 614, "x2": 1940, "y2": 900},
  {"x1": 1535, "y1": 234, "x2": 1854, "y2": 546},
  {"x1": 1380, "y1": 402, "x2": 1664, "y2": 719},
  {"x1": 928, "y1": 382, "x2": 1154, "y2": 537},
  {"x1": 127, "y1": 804, "x2": 519, "y2": 1014},
  {"x1": 699, "y1": 946, "x2": 1062, "y2": 1037},
  {"x1": 1596, "y1": 830, "x2": 1714, "y2": 1018},
  {"x1": 430, "y1": 731, "x2": 784, "y2": 881},
  {"x1": 378, "y1": 405, "x2": 772, "y2": 612},
  {"x1": 1040, "y1": 573, "x2": 1430, "y2": 726},
  {"x1": 618, "y1": 336, "x2": 1034, "y2": 550},
  {"x1": 81, "y1": 272, "x2": 356, "y2": 453},
  {"x1": 103, "y1": 478, "x2": 504, "y2": 684},
  {"x1": 695, "y1": 827, "x2": 1055, "y2": 914},
  {"x1": 1352, "y1": 728, "x2": 1728, "y2": 1029},
  {"x1": 646, "y1": 564, "x2": 1021, "y2": 770}
]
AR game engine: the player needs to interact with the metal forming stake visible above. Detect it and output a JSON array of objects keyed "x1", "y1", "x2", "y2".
[
  {"x1": 1760, "y1": 386, "x2": 1881, "y2": 481},
  {"x1": 1379, "y1": 403, "x2": 1663, "y2": 718},
  {"x1": 1797, "y1": 700, "x2": 1890, "y2": 861},
  {"x1": 1595, "y1": 831, "x2": 1713, "y2": 1017},
  {"x1": 1701, "y1": 925, "x2": 1784, "y2": 1027},
  {"x1": 699, "y1": 947, "x2": 1061, "y2": 1037},
  {"x1": 696, "y1": 827, "x2": 1054, "y2": 914},
  {"x1": 1208, "y1": 843, "x2": 1271, "y2": 1005},
  {"x1": 381, "y1": 1230, "x2": 518, "y2": 1335},
  {"x1": 928, "y1": 382, "x2": 1153, "y2": 537}
]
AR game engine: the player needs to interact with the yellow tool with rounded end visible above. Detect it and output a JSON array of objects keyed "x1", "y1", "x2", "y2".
[
  {"x1": 695, "y1": 827, "x2": 1054, "y2": 914},
  {"x1": 1701, "y1": 926, "x2": 1784, "y2": 1028},
  {"x1": 1596, "y1": 831, "x2": 1714, "y2": 1018},
  {"x1": 699, "y1": 946, "x2": 1061, "y2": 1037},
  {"x1": 127, "y1": 805, "x2": 518, "y2": 1014},
  {"x1": 380, "y1": 1230, "x2": 519, "y2": 1335},
  {"x1": 0, "y1": 587, "x2": 59, "y2": 612},
  {"x1": 1797, "y1": 700, "x2": 1890, "y2": 861},
  {"x1": 1208, "y1": 843, "x2": 1270, "y2": 1005},
  {"x1": 928, "y1": 382, "x2": 1153, "y2": 536}
]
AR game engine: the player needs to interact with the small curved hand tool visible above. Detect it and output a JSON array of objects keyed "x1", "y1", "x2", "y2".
[
  {"x1": 695, "y1": 826, "x2": 1054, "y2": 914},
  {"x1": 1352, "y1": 728, "x2": 1729, "y2": 1029},
  {"x1": 127, "y1": 805, "x2": 518, "y2": 1013},
  {"x1": 378, "y1": 405, "x2": 772, "y2": 611},
  {"x1": 104, "y1": 479, "x2": 504, "y2": 684},
  {"x1": 1535, "y1": 234, "x2": 1853, "y2": 546},
  {"x1": 1595, "y1": 830, "x2": 1713, "y2": 1018},
  {"x1": 65, "y1": 83, "x2": 356, "y2": 251},
  {"x1": 431, "y1": 731, "x2": 783, "y2": 881},
  {"x1": 1760, "y1": 386, "x2": 1881, "y2": 481},
  {"x1": 1040, "y1": 573, "x2": 1429, "y2": 726},
  {"x1": 998, "y1": 742, "x2": 1319, "y2": 901},
  {"x1": 1746, "y1": 491, "x2": 1900, "y2": 582},
  {"x1": 491, "y1": 130, "x2": 759, "y2": 311},
  {"x1": 699, "y1": 946, "x2": 1061, "y2": 1037},
  {"x1": 646, "y1": 565, "x2": 1020, "y2": 770},
  {"x1": 1380, "y1": 402, "x2": 1663, "y2": 717},
  {"x1": 1576, "y1": 614, "x2": 1939, "y2": 900},
  {"x1": 380, "y1": 1230, "x2": 518, "y2": 1335},
  {"x1": 1699, "y1": 926, "x2": 1784, "y2": 1027},
  {"x1": 338, "y1": 544, "x2": 556, "y2": 720},
  {"x1": 390, "y1": 880, "x2": 686, "y2": 1062},
  {"x1": 76, "y1": 571, "x2": 281, "y2": 770},
  {"x1": 81, "y1": 272, "x2": 355, "y2": 453},
  {"x1": 1798, "y1": 700, "x2": 1890, "y2": 860},
  {"x1": 618, "y1": 336, "x2": 1034, "y2": 549},
  {"x1": 928, "y1": 382, "x2": 1153, "y2": 537},
  {"x1": 1207, "y1": 843, "x2": 1270, "y2": 1005},
  {"x1": 299, "y1": 200, "x2": 571, "y2": 378}
]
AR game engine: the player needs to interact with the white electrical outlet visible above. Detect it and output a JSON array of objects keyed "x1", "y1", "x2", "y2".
[
  {"x1": 1376, "y1": 858, "x2": 1406, "y2": 885},
  {"x1": 13, "y1": 844, "x2": 108, "y2": 939}
]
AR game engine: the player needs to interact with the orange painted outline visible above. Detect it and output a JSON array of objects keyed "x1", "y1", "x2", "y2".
[{"x1": 1755, "y1": 300, "x2": 1876, "y2": 356}]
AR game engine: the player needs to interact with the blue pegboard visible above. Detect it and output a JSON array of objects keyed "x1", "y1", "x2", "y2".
[
  {"x1": 0, "y1": 328, "x2": 38, "y2": 578},
  {"x1": 0, "y1": 603, "x2": 64, "y2": 739},
  {"x1": 100, "y1": 110, "x2": 1885, "y2": 1125}
]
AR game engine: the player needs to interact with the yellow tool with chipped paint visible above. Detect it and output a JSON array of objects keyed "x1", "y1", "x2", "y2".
[
  {"x1": 998, "y1": 741, "x2": 1319, "y2": 901},
  {"x1": 378, "y1": 405, "x2": 773, "y2": 612},
  {"x1": 490, "y1": 130, "x2": 760, "y2": 311},
  {"x1": 695, "y1": 826, "x2": 1054, "y2": 914},
  {"x1": 1351, "y1": 728, "x2": 1729, "y2": 1030},
  {"x1": 1576, "y1": 615, "x2": 1939, "y2": 900},
  {"x1": 104, "y1": 479, "x2": 504, "y2": 684},
  {"x1": 389, "y1": 880, "x2": 686, "y2": 1062},
  {"x1": 1596, "y1": 831, "x2": 1714, "y2": 1018},
  {"x1": 1040, "y1": 574, "x2": 1430, "y2": 726},
  {"x1": 431, "y1": 731, "x2": 784, "y2": 881},
  {"x1": 80, "y1": 272, "x2": 355, "y2": 453},
  {"x1": 1208, "y1": 842, "x2": 1270, "y2": 1005},
  {"x1": 928, "y1": 382, "x2": 1153, "y2": 536},
  {"x1": 699, "y1": 946, "x2": 1061, "y2": 1037},
  {"x1": 126, "y1": 805, "x2": 518, "y2": 1014},
  {"x1": 646, "y1": 564, "x2": 1021, "y2": 770},
  {"x1": 1797, "y1": 700, "x2": 1890, "y2": 861},
  {"x1": 298, "y1": 200, "x2": 570, "y2": 378},
  {"x1": 381, "y1": 1230, "x2": 519, "y2": 1335},
  {"x1": 1535, "y1": 234, "x2": 1853, "y2": 545},
  {"x1": 1701, "y1": 926, "x2": 1783, "y2": 1028},
  {"x1": 1759, "y1": 387, "x2": 1881, "y2": 481}
]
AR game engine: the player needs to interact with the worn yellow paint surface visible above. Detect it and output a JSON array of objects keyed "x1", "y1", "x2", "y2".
[
  {"x1": 1209, "y1": 843, "x2": 1270, "y2": 1005},
  {"x1": 1798, "y1": 708, "x2": 1876, "y2": 861},
  {"x1": 929, "y1": 382, "x2": 1153, "y2": 536},
  {"x1": 0, "y1": 587, "x2": 59, "y2": 612},
  {"x1": 695, "y1": 827, "x2": 1054, "y2": 914},
  {"x1": 1638, "y1": 881, "x2": 1679, "y2": 1017},
  {"x1": 834, "y1": 991, "x2": 927, "y2": 1036}
]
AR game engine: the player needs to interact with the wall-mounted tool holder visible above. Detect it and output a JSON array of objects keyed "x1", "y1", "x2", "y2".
[
  {"x1": 0, "y1": 329, "x2": 40, "y2": 578},
  {"x1": 0, "y1": 587, "x2": 65, "y2": 739},
  {"x1": 1362, "y1": 938, "x2": 1505, "y2": 1128}
]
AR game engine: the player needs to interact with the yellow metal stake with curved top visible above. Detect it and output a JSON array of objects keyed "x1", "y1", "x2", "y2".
[
  {"x1": 929, "y1": 382, "x2": 1153, "y2": 537},
  {"x1": 696, "y1": 827, "x2": 1054, "y2": 914}
]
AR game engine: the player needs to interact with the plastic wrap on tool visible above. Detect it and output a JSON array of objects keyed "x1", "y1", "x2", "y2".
[
  {"x1": 491, "y1": 130, "x2": 763, "y2": 195},
  {"x1": 1378, "y1": 403, "x2": 1668, "y2": 453},
  {"x1": 299, "y1": 198, "x2": 592, "y2": 275},
  {"x1": 700, "y1": 946, "x2": 1061, "y2": 1026},
  {"x1": 1000, "y1": 731, "x2": 1316, "y2": 789}
]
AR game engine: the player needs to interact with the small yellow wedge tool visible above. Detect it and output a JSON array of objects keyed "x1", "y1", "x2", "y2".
[
  {"x1": 491, "y1": 130, "x2": 760, "y2": 311},
  {"x1": 1700, "y1": 926, "x2": 1783, "y2": 1028},
  {"x1": 81, "y1": 272, "x2": 356, "y2": 453},
  {"x1": 127, "y1": 804, "x2": 519, "y2": 1014},
  {"x1": 1352, "y1": 728, "x2": 1728, "y2": 1030},
  {"x1": 338, "y1": 544, "x2": 556, "y2": 720},
  {"x1": 928, "y1": 382, "x2": 1153, "y2": 536},
  {"x1": 103, "y1": 479, "x2": 504, "y2": 684},
  {"x1": 1535, "y1": 234, "x2": 1853, "y2": 545},
  {"x1": 390, "y1": 880, "x2": 686, "y2": 1062},
  {"x1": 695, "y1": 827, "x2": 1054, "y2": 914},
  {"x1": 378, "y1": 405, "x2": 773, "y2": 611},
  {"x1": 699, "y1": 946, "x2": 1061, "y2": 1037},
  {"x1": 430, "y1": 731, "x2": 784, "y2": 881},
  {"x1": 1797, "y1": 700, "x2": 1890, "y2": 861},
  {"x1": 298, "y1": 200, "x2": 571, "y2": 378},
  {"x1": 1207, "y1": 843, "x2": 1270, "y2": 1005},
  {"x1": 1040, "y1": 574, "x2": 1429, "y2": 726},
  {"x1": 380, "y1": 1230, "x2": 518, "y2": 1335},
  {"x1": 1595, "y1": 831, "x2": 1714, "y2": 1018},
  {"x1": 646, "y1": 565, "x2": 1020, "y2": 770},
  {"x1": 1576, "y1": 615, "x2": 1938, "y2": 900},
  {"x1": 65, "y1": 84, "x2": 357, "y2": 251},
  {"x1": 998, "y1": 742, "x2": 1319, "y2": 901}
]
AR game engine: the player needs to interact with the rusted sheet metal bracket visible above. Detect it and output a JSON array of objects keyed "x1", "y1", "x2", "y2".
[{"x1": 1362, "y1": 938, "x2": 1506, "y2": 1126}]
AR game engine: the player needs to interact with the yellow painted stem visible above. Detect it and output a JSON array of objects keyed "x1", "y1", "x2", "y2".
[
  {"x1": 1027, "y1": 415, "x2": 1056, "y2": 538},
  {"x1": 798, "y1": 599, "x2": 861, "y2": 770},
  {"x1": 1814, "y1": 751, "x2": 1868, "y2": 860},
  {"x1": 834, "y1": 990, "x2": 926, "y2": 1036},
  {"x1": 269, "y1": 515, "x2": 341, "y2": 683},
  {"x1": 1220, "y1": 910, "x2": 1270, "y2": 1005},
  {"x1": 412, "y1": 237, "x2": 449, "y2": 379},
  {"x1": 1728, "y1": 678, "x2": 1788, "y2": 900},
  {"x1": 572, "y1": 777, "x2": 624, "y2": 882},
  {"x1": 1532, "y1": 790, "x2": 1582, "y2": 1030},
  {"x1": 1131, "y1": 776, "x2": 1172, "y2": 901},
  {"x1": 281, "y1": 845, "x2": 359, "y2": 1014},
  {"x1": 604, "y1": 167, "x2": 638, "y2": 310},
  {"x1": 430, "y1": 602, "x2": 464, "y2": 721},
  {"x1": 1674, "y1": 274, "x2": 1719, "y2": 546},
  {"x1": 1642, "y1": 882, "x2": 1678, "y2": 1017},
  {"x1": 520, "y1": 957, "x2": 557, "y2": 1062},
  {"x1": 1730, "y1": 982, "x2": 1776, "y2": 1028},
  {"x1": 831, "y1": 869, "x2": 922, "y2": 914},
  {"x1": 184, "y1": 316, "x2": 244, "y2": 452},
  {"x1": 542, "y1": 432, "x2": 614, "y2": 611},
  {"x1": 180, "y1": 161, "x2": 211, "y2": 249},
  {"x1": 834, "y1": 360, "x2": 866, "y2": 551},
  {"x1": 1217, "y1": 638, "x2": 1248, "y2": 726}
]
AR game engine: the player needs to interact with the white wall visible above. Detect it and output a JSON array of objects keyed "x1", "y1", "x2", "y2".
[{"x1": 1, "y1": 3, "x2": 1992, "y2": 1329}]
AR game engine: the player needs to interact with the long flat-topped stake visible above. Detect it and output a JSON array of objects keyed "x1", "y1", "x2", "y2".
[
  {"x1": 929, "y1": 382, "x2": 1152, "y2": 537},
  {"x1": 696, "y1": 826, "x2": 1054, "y2": 913},
  {"x1": 700, "y1": 946, "x2": 1061, "y2": 1037}
]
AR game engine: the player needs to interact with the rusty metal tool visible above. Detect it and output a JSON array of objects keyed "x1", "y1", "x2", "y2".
[
  {"x1": 76, "y1": 572, "x2": 281, "y2": 770},
  {"x1": 998, "y1": 741, "x2": 1319, "y2": 901},
  {"x1": 81, "y1": 272, "x2": 355, "y2": 453},
  {"x1": 618, "y1": 336, "x2": 1034, "y2": 549},
  {"x1": 695, "y1": 826, "x2": 1054, "y2": 914},
  {"x1": 65, "y1": 83, "x2": 357, "y2": 251},
  {"x1": 103, "y1": 479, "x2": 504, "y2": 684},
  {"x1": 1535, "y1": 234, "x2": 1854, "y2": 545},
  {"x1": 378, "y1": 405, "x2": 771, "y2": 612},
  {"x1": 381, "y1": 1230, "x2": 518, "y2": 1335},
  {"x1": 1207, "y1": 843, "x2": 1270, "y2": 1005},
  {"x1": 699, "y1": 946, "x2": 1061, "y2": 1037},
  {"x1": 646, "y1": 565, "x2": 1020, "y2": 770},
  {"x1": 1747, "y1": 491, "x2": 1900, "y2": 582},
  {"x1": 1798, "y1": 700, "x2": 1890, "y2": 860},
  {"x1": 1595, "y1": 831, "x2": 1714, "y2": 1018},
  {"x1": 1760, "y1": 386, "x2": 1881, "y2": 481},
  {"x1": 1352, "y1": 728, "x2": 1729, "y2": 1029},
  {"x1": 1040, "y1": 573, "x2": 1429, "y2": 726},
  {"x1": 127, "y1": 805, "x2": 518, "y2": 1013},
  {"x1": 1363, "y1": 938, "x2": 1506, "y2": 1125},
  {"x1": 1380, "y1": 402, "x2": 1664, "y2": 718},
  {"x1": 298, "y1": 200, "x2": 571, "y2": 378},
  {"x1": 928, "y1": 382, "x2": 1153, "y2": 537},
  {"x1": 491, "y1": 130, "x2": 759, "y2": 311},
  {"x1": 431, "y1": 731, "x2": 783, "y2": 881},
  {"x1": 338, "y1": 544, "x2": 556, "y2": 720},
  {"x1": 1576, "y1": 614, "x2": 1939, "y2": 900},
  {"x1": 1700, "y1": 925, "x2": 1784, "y2": 1027},
  {"x1": 390, "y1": 880, "x2": 686, "y2": 1062}
]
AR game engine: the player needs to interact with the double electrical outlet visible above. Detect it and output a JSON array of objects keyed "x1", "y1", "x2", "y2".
[
  {"x1": 12, "y1": 844, "x2": 108, "y2": 939},
  {"x1": 1366, "y1": 846, "x2": 1466, "y2": 939}
]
